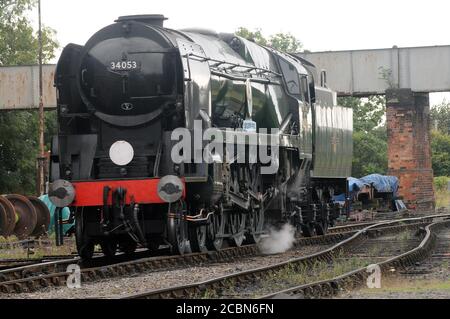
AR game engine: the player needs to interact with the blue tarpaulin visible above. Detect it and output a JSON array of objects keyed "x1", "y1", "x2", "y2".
[
  {"x1": 359, "y1": 174, "x2": 399, "y2": 196},
  {"x1": 332, "y1": 193, "x2": 346, "y2": 203},
  {"x1": 347, "y1": 177, "x2": 367, "y2": 193}
]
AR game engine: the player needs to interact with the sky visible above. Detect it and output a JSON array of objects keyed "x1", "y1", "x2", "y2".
[{"x1": 30, "y1": 0, "x2": 450, "y2": 105}]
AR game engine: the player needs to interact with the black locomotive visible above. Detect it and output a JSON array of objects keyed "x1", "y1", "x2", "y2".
[{"x1": 50, "y1": 15, "x2": 353, "y2": 259}]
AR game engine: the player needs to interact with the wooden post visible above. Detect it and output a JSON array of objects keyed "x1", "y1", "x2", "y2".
[{"x1": 37, "y1": 0, "x2": 46, "y2": 195}]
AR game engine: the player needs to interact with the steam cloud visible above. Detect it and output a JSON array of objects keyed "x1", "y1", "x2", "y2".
[{"x1": 259, "y1": 223, "x2": 296, "y2": 255}]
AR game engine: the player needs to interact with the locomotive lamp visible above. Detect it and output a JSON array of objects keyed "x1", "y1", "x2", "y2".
[
  {"x1": 48, "y1": 180, "x2": 75, "y2": 208},
  {"x1": 157, "y1": 175, "x2": 184, "y2": 203},
  {"x1": 48, "y1": 180, "x2": 76, "y2": 246}
]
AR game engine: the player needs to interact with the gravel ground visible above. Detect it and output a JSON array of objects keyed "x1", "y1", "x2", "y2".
[
  {"x1": 1, "y1": 226, "x2": 434, "y2": 299},
  {"x1": 2, "y1": 244, "x2": 330, "y2": 299},
  {"x1": 337, "y1": 227, "x2": 450, "y2": 299}
]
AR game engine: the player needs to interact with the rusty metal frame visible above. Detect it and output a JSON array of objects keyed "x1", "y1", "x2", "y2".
[{"x1": 0, "y1": 65, "x2": 56, "y2": 111}]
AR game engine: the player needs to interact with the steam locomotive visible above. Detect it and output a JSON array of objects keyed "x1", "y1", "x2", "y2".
[{"x1": 50, "y1": 15, "x2": 353, "y2": 259}]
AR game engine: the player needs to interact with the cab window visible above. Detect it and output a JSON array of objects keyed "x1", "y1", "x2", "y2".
[
  {"x1": 300, "y1": 75, "x2": 310, "y2": 103},
  {"x1": 279, "y1": 59, "x2": 301, "y2": 96}
]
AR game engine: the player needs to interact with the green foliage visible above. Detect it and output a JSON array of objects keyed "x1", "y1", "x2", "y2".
[
  {"x1": 0, "y1": 0, "x2": 59, "y2": 194},
  {"x1": 352, "y1": 129, "x2": 388, "y2": 178},
  {"x1": 340, "y1": 96, "x2": 385, "y2": 132},
  {"x1": 268, "y1": 33, "x2": 302, "y2": 53},
  {"x1": 431, "y1": 130, "x2": 450, "y2": 177},
  {"x1": 0, "y1": 0, "x2": 34, "y2": 19},
  {"x1": 378, "y1": 66, "x2": 397, "y2": 89},
  {"x1": 430, "y1": 101, "x2": 450, "y2": 135},
  {"x1": 0, "y1": 111, "x2": 56, "y2": 194},
  {"x1": 0, "y1": 0, "x2": 59, "y2": 66},
  {"x1": 434, "y1": 176, "x2": 450, "y2": 208},
  {"x1": 338, "y1": 96, "x2": 387, "y2": 177},
  {"x1": 430, "y1": 101, "x2": 450, "y2": 182},
  {"x1": 434, "y1": 176, "x2": 449, "y2": 192},
  {"x1": 0, "y1": 111, "x2": 37, "y2": 193},
  {"x1": 341, "y1": 97, "x2": 450, "y2": 179},
  {"x1": 235, "y1": 27, "x2": 268, "y2": 46},
  {"x1": 235, "y1": 27, "x2": 302, "y2": 52}
]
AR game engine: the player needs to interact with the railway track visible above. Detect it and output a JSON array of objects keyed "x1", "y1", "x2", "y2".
[
  {"x1": 332, "y1": 220, "x2": 450, "y2": 299},
  {"x1": 0, "y1": 214, "x2": 445, "y2": 297},
  {"x1": 260, "y1": 217, "x2": 450, "y2": 299},
  {"x1": 119, "y1": 215, "x2": 446, "y2": 299},
  {"x1": 0, "y1": 221, "x2": 381, "y2": 295},
  {"x1": 0, "y1": 255, "x2": 79, "y2": 271},
  {"x1": 400, "y1": 224, "x2": 450, "y2": 275}
]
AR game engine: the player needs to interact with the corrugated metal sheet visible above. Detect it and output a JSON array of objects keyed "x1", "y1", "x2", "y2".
[
  {"x1": 0, "y1": 64, "x2": 56, "y2": 110},
  {"x1": 312, "y1": 87, "x2": 353, "y2": 178},
  {"x1": 299, "y1": 45, "x2": 450, "y2": 96}
]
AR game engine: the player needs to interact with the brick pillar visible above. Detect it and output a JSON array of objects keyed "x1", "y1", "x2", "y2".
[{"x1": 386, "y1": 88, "x2": 435, "y2": 211}]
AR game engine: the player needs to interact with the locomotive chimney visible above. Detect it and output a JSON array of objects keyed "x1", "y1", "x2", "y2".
[{"x1": 116, "y1": 14, "x2": 167, "y2": 27}]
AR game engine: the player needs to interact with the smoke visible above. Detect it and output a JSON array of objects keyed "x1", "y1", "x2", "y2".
[{"x1": 258, "y1": 223, "x2": 296, "y2": 255}]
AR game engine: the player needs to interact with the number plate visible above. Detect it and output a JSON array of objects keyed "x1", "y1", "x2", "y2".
[
  {"x1": 243, "y1": 120, "x2": 257, "y2": 132},
  {"x1": 109, "y1": 60, "x2": 139, "y2": 71}
]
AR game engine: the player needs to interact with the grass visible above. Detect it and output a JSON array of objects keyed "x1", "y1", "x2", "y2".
[
  {"x1": 200, "y1": 250, "x2": 373, "y2": 299},
  {"x1": 0, "y1": 236, "x2": 19, "y2": 243},
  {"x1": 201, "y1": 234, "x2": 420, "y2": 299},
  {"x1": 395, "y1": 230, "x2": 413, "y2": 241},
  {"x1": 253, "y1": 255, "x2": 370, "y2": 298},
  {"x1": 367, "y1": 245, "x2": 382, "y2": 257},
  {"x1": 356, "y1": 277, "x2": 450, "y2": 295},
  {"x1": 0, "y1": 235, "x2": 76, "y2": 259},
  {"x1": 435, "y1": 190, "x2": 450, "y2": 209}
]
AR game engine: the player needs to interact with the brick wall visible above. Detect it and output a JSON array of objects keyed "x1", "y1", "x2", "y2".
[{"x1": 386, "y1": 89, "x2": 435, "y2": 211}]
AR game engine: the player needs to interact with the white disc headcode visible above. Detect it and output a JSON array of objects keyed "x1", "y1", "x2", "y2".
[{"x1": 109, "y1": 140, "x2": 134, "y2": 166}]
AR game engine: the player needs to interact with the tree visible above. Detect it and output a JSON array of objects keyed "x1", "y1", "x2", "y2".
[
  {"x1": 339, "y1": 96, "x2": 385, "y2": 133},
  {"x1": 269, "y1": 33, "x2": 303, "y2": 53},
  {"x1": 235, "y1": 28, "x2": 268, "y2": 47},
  {"x1": 429, "y1": 100, "x2": 450, "y2": 178},
  {"x1": 338, "y1": 96, "x2": 387, "y2": 177},
  {"x1": 430, "y1": 100, "x2": 450, "y2": 176},
  {"x1": 0, "y1": 0, "x2": 58, "y2": 66},
  {"x1": 352, "y1": 129, "x2": 388, "y2": 178},
  {"x1": 431, "y1": 130, "x2": 450, "y2": 177},
  {"x1": 235, "y1": 27, "x2": 302, "y2": 52},
  {"x1": 430, "y1": 100, "x2": 450, "y2": 135},
  {"x1": 0, "y1": 111, "x2": 55, "y2": 193},
  {"x1": 0, "y1": 0, "x2": 59, "y2": 194}
]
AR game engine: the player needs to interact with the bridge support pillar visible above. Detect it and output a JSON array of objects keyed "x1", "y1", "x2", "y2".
[{"x1": 386, "y1": 88, "x2": 435, "y2": 211}]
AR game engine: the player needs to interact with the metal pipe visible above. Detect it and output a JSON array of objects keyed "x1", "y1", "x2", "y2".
[
  {"x1": 198, "y1": 109, "x2": 211, "y2": 128},
  {"x1": 210, "y1": 70, "x2": 280, "y2": 85},
  {"x1": 132, "y1": 204, "x2": 146, "y2": 245},
  {"x1": 58, "y1": 207, "x2": 64, "y2": 246}
]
